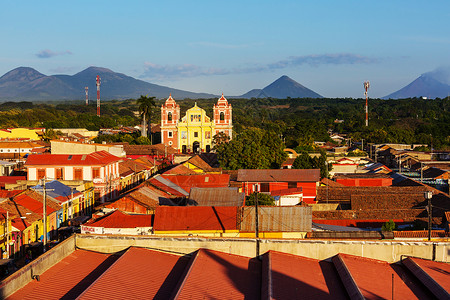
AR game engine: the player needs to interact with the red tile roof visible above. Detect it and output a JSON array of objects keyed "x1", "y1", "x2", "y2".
[
  {"x1": 153, "y1": 206, "x2": 239, "y2": 231},
  {"x1": 7, "y1": 250, "x2": 118, "y2": 300},
  {"x1": 237, "y1": 169, "x2": 320, "y2": 182},
  {"x1": 402, "y1": 257, "x2": 450, "y2": 299},
  {"x1": 25, "y1": 150, "x2": 121, "y2": 166},
  {"x1": 78, "y1": 247, "x2": 189, "y2": 300},
  {"x1": 172, "y1": 249, "x2": 261, "y2": 299},
  {"x1": 263, "y1": 251, "x2": 347, "y2": 299},
  {"x1": 84, "y1": 210, "x2": 152, "y2": 228}
]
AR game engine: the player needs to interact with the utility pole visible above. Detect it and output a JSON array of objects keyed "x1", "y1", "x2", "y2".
[
  {"x1": 35, "y1": 178, "x2": 54, "y2": 251},
  {"x1": 42, "y1": 178, "x2": 47, "y2": 249},
  {"x1": 254, "y1": 184, "x2": 260, "y2": 257},
  {"x1": 424, "y1": 191, "x2": 433, "y2": 241},
  {"x1": 6, "y1": 211, "x2": 9, "y2": 259}
]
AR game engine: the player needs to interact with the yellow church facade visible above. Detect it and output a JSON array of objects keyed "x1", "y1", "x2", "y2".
[{"x1": 161, "y1": 94, "x2": 232, "y2": 153}]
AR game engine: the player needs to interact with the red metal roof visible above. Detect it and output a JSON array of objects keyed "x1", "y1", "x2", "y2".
[
  {"x1": 0, "y1": 189, "x2": 23, "y2": 198},
  {"x1": 172, "y1": 249, "x2": 261, "y2": 299},
  {"x1": 161, "y1": 174, "x2": 229, "y2": 193},
  {"x1": 153, "y1": 206, "x2": 239, "y2": 231},
  {"x1": 332, "y1": 253, "x2": 431, "y2": 299},
  {"x1": 25, "y1": 150, "x2": 121, "y2": 166},
  {"x1": 263, "y1": 251, "x2": 347, "y2": 299},
  {"x1": 402, "y1": 257, "x2": 450, "y2": 299},
  {"x1": 84, "y1": 210, "x2": 152, "y2": 228},
  {"x1": 13, "y1": 193, "x2": 57, "y2": 215},
  {"x1": 148, "y1": 177, "x2": 187, "y2": 197},
  {"x1": 78, "y1": 247, "x2": 189, "y2": 299},
  {"x1": 7, "y1": 250, "x2": 118, "y2": 300},
  {"x1": 237, "y1": 169, "x2": 320, "y2": 182}
]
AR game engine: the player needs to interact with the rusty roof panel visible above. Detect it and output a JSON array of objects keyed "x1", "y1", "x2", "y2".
[
  {"x1": 240, "y1": 206, "x2": 312, "y2": 232},
  {"x1": 188, "y1": 187, "x2": 245, "y2": 206},
  {"x1": 154, "y1": 206, "x2": 239, "y2": 231}
]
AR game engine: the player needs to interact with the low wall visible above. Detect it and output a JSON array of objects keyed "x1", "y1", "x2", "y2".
[
  {"x1": 75, "y1": 234, "x2": 449, "y2": 263},
  {"x1": 0, "y1": 236, "x2": 76, "y2": 299}
]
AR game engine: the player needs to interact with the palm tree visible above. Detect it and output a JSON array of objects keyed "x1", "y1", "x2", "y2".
[{"x1": 136, "y1": 94, "x2": 156, "y2": 142}]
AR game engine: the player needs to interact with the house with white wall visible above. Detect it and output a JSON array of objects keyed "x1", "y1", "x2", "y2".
[{"x1": 25, "y1": 151, "x2": 122, "y2": 203}]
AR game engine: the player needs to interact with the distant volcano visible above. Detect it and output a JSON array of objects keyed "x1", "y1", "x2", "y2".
[
  {"x1": 384, "y1": 67, "x2": 450, "y2": 99},
  {"x1": 239, "y1": 75, "x2": 322, "y2": 99}
]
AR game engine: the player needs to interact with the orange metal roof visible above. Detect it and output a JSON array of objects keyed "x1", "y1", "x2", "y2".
[
  {"x1": 78, "y1": 247, "x2": 189, "y2": 299},
  {"x1": 263, "y1": 251, "x2": 347, "y2": 299},
  {"x1": 84, "y1": 210, "x2": 152, "y2": 228},
  {"x1": 172, "y1": 249, "x2": 261, "y2": 299},
  {"x1": 153, "y1": 206, "x2": 239, "y2": 231},
  {"x1": 25, "y1": 150, "x2": 121, "y2": 166},
  {"x1": 7, "y1": 250, "x2": 118, "y2": 300},
  {"x1": 332, "y1": 253, "x2": 431, "y2": 299},
  {"x1": 402, "y1": 257, "x2": 450, "y2": 299}
]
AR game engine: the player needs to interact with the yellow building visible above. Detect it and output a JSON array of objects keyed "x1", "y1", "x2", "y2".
[
  {"x1": 161, "y1": 94, "x2": 232, "y2": 153},
  {"x1": 0, "y1": 128, "x2": 43, "y2": 140}
]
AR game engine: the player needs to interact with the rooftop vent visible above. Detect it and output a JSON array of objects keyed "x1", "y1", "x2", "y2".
[{"x1": 68, "y1": 155, "x2": 72, "y2": 160}]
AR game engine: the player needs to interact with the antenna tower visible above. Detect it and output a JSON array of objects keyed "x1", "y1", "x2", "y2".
[
  {"x1": 85, "y1": 86, "x2": 89, "y2": 105},
  {"x1": 364, "y1": 81, "x2": 370, "y2": 127},
  {"x1": 96, "y1": 75, "x2": 101, "y2": 117}
]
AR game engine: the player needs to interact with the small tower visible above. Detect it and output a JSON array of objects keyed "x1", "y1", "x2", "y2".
[
  {"x1": 161, "y1": 94, "x2": 180, "y2": 149},
  {"x1": 213, "y1": 93, "x2": 233, "y2": 139}
]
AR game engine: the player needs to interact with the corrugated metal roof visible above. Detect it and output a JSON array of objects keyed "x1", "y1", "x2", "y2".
[
  {"x1": 402, "y1": 257, "x2": 450, "y2": 299},
  {"x1": 78, "y1": 247, "x2": 189, "y2": 300},
  {"x1": 188, "y1": 187, "x2": 245, "y2": 206},
  {"x1": 263, "y1": 251, "x2": 347, "y2": 299},
  {"x1": 240, "y1": 206, "x2": 312, "y2": 232},
  {"x1": 171, "y1": 249, "x2": 261, "y2": 299},
  {"x1": 150, "y1": 175, "x2": 189, "y2": 196},
  {"x1": 237, "y1": 169, "x2": 320, "y2": 182},
  {"x1": 7, "y1": 250, "x2": 118, "y2": 300},
  {"x1": 332, "y1": 253, "x2": 432, "y2": 300},
  {"x1": 153, "y1": 206, "x2": 239, "y2": 231},
  {"x1": 84, "y1": 210, "x2": 152, "y2": 228},
  {"x1": 161, "y1": 174, "x2": 230, "y2": 193}
]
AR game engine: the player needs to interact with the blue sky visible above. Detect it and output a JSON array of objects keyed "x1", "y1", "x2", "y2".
[{"x1": 1, "y1": 1, "x2": 450, "y2": 98}]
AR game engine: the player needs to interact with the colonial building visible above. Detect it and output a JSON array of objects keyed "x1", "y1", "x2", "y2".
[
  {"x1": 161, "y1": 94, "x2": 232, "y2": 153},
  {"x1": 25, "y1": 151, "x2": 121, "y2": 202}
]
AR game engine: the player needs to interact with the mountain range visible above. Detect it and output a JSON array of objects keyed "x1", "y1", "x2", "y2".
[
  {"x1": 0, "y1": 67, "x2": 216, "y2": 101},
  {"x1": 1, "y1": 66, "x2": 449, "y2": 101},
  {"x1": 0, "y1": 67, "x2": 322, "y2": 101}
]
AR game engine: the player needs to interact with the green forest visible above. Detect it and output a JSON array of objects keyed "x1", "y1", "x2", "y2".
[{"x1": 0, "y1": 96, "x2": 449, "y2": 150}]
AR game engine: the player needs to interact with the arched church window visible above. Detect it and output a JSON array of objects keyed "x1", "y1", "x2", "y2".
[
  {"x1": 168, "y1": 112, "x2": 172, "y2": 121},
  {"x1": 220, "y1": 112, "x2": 225, "y2": 121}
]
